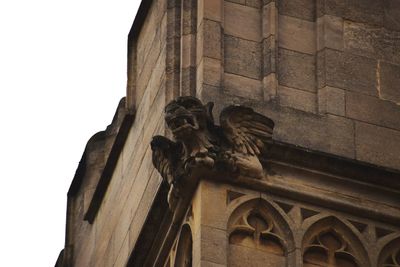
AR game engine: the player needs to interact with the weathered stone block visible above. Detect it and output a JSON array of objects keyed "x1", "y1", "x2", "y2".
[
  {"x1": 113, "y1": 236, "x2": 129, "y2": 267},
  {"x1": 204, "y1": 57, "x2": 222, "y2": 87},
  {"x1": 137, "y1": 5, "x2": 160, "y2": 70},
  {"x1": 93, "y1": 229, "x2": 112, "y2": 266},
  {"x1": 104, "y1": 241, "x2": 115, "y2": 267},
  {"x1": 181, "y1": 66, "x2": 196, "y2": 95},
  {"x1": 225, "y1": 0, "x2": 261, "y2": 8},
  {"x1": 204, "y1": 0, "x2": 222, "y2": 21},
  {"x1": 166, "y1": 36, "x2": 180, "y2": 73},
  {"x1": 263, "y1": 36, "x2": 276, "y2": 76},
  {"x1": 276, "y1": 112, "x2": 355, "y2": 158},
  {"x1": 355, "y1": 122, "x2": 400, "y2": 170},
  {"x1": 160, "y1": 12, "x2": 167, "y2": 44},
  {"x1": 201, "y1": 225, "x2": 227, "y2": 264},
  {"x1": 196, "y1": 21, "x2": 204, "y2": 65},
  {"x1": 137, "y1": 34, "x2": 162, "y2": 103},
  {"x1": 318, "y1": 0, "x2": 383, "y2": 26},
  {"x1": 224, "y1": 1, "x2": 261, "y2": 42},
  {"x1": 113, "y1": 212, "x2": 131, "y2": 260},
  {"x1": 326, "y1": 115, "x2": 356, "y2": 158},
  {"x1": 182, "y1": 34, "x2": 196, "y2": 69},
  {"x1": 246, "y1": 0, "x2": 262, "y2": 8},
  {"x1": 384, "y1": 0, "x2": 400, "y2": 31},
  {"x1": 278, "y1": 86, "x2": 317, "y2": 113},
  {"x1": 262, "y1": 2, "x2": 277, "y2": 38},
  {"x1": 317, "y1": 15, "x2": 343, "y2": 51},
  {"x1": 229, "y1": 244, "x2": 286, "y2": 267},
  {"x1": 346, "y1": 91, "x2": 400, "y2": 130},
  {"x1": 380, "y1": 61, "x2": 400, "y2": 104},
  {"x1": 224, "y1": 73, "x2": 262, "y2": 100},
  {"x1": 319, "y1": 49, "x2": 377, "y2": 96},
  {"x1": 145, "y1": 51, "x2": 166, "y2": 104},
  {"x1": 196, "y1": 59, "x2": 204, "y2": 94},
  {"x1": 278, "y1": 48, "x2": 316, "y2": 93},
  {"x1": 318, "y1": 86, "x2": 345, "y2": 116},
  {"x1": 263, "y1": 73, "x2": 278, "y2": 101},
  {"x1": 129, "y1": 171, "x2": 162, "y2": 248},
  {"x1": 199, "y1": 181, "x2": 227, "y2": 230},
  {"x1": 204, "y1": 19, "x2": 222, "y2": 60},
  {"x1": 278, "y1": 0, "x2": 316, "y2": 21},
  {"x1": 345, "y1": 0, "x2": 384, "y2": 26},
  {"x1": 344, "y1": 21, "x2": 400, "y2": 65},
  {"x1": 182, "y1": 0, "x2": 197, "y2": 35},
  {"x1": 317, "y1": 0, "x2": 346, "y2": 18},
  {"x1": 225, "y1": 0, "x2": 246, "y2": 5},
  {"x1": 196, "y1": 261, "x2": 226, "y2": 267},
  {"x1": 224, "y1": 35, "x2": 261, "y2": 79},
  {"x1": 279, "y1": 15, "x2": 316, "y2": 55},
  {"x1": 167, "y1": 4, "x2": 181, "y2": 38}
]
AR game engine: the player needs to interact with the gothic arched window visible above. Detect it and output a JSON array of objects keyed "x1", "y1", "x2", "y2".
[
  {"x1": 303, "y1": 230, "x2": 359, "y2": 267},
  {"x1": 227, "y1": 199, "x2": 293, "y2": 267},
  {"x1": 302, "y1": 217, "x2": 369, "y2": 267},
  {"x1": 229, "y1": 209, "x2": 284, "y2": 256}
]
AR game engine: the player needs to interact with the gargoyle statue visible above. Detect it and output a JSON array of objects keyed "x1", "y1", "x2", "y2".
[{"x1": 150, "y1": 97, "x2": 274, "y2": 209}]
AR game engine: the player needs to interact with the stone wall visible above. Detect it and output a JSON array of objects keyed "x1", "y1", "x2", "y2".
[
  {"x1": 62, "y1": 0, "x2": 400, "y2": 266},
  {"x1": 199, "y1": 0, "x2": 400, "y2": 170}
]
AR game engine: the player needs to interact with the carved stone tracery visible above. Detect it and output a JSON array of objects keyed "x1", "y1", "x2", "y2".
[
  {"x1": 229, "y1": 209, "x2": 285, "y2": 256},
  {"x1": 227, "y1": 199, "x2": 293, "y2": 267},
  {"x1": 302, "y1": 217, "x2": 369, "y2": 267},
  {"x1": 303, "y1": 231, "x2": 359, "y2": 267}
]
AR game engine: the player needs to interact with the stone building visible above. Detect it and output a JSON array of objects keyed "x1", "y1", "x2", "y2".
[{"x1": 56, "y1": 0, "x2": 400, "y2": 266}]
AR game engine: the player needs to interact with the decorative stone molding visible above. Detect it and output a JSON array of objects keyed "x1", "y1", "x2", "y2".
[{"x1": 151, "y1": 96, "x2": 274, "y2": 209}]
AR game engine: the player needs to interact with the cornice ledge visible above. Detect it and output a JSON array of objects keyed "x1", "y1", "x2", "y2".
[{"x1": 150, "y1": 96, "x2": 399, "y2": 215}]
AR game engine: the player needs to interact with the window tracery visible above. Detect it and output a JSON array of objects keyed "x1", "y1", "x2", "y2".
[
  {"x1": 302, "y1": 217, "x2": 369, "y2": 267},
  {"x1": 303, "y1": 230, "x2": 359, "y2": 267},
  {"x1": 229, "y1": 209, "x2": 284, "y2": 255},
  {"x1": 227, "y1": 199, "x2": 293, "y2": 267}
]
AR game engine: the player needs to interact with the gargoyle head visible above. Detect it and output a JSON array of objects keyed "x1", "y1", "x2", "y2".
[{"x1": 165, "y1": 96, "x2": 214, "y2": 141}]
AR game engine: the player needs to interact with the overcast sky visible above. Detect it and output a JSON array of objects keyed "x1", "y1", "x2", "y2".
[{"x1": 0, "y1": 0, "x2": 140, "y2": 265}]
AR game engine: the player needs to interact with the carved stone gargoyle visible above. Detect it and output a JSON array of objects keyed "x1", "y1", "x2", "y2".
[{"x1": 150, "y1": 97, "x2": 274, "y2": 209}]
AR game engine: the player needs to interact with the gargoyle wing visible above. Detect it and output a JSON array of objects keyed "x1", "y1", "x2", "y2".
[
  {"x1": 150, "y1": 135, "x2": 183, "y2": 184},
  {"x1": 220, "y1": 106, "x2": 274, "y2": 156}
]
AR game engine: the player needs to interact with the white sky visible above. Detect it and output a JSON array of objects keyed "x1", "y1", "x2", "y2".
[{"x1": 0, "y1": 0, "x2": 141, "y2": 266}]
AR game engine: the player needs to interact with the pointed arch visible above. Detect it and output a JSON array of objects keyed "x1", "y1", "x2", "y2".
[
  {"x1": 302, "y1": 216, "x2": 370, "y2": 267},
  {"x1": 227, "y1": 198, "x2": 294, "y2": 266}
]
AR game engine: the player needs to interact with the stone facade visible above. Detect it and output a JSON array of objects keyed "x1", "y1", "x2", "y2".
[{"x1": 56, "y1": 1, "x2": 400, "y2": 267}]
